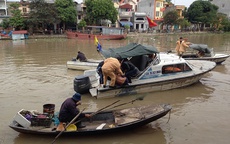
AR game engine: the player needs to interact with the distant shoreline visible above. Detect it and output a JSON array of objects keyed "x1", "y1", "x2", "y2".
[{"x1": 13, "y1": 31, "x2": 223, "y2": 40}]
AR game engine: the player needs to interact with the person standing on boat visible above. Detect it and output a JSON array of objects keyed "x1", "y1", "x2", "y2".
[
  {"x1": 179, "y1": 38, "x2": 191, "y2": 57},
  {"x1": 56, "y1": 93, "x2": 91, "y2": 131},
  {"x1": 175, "y1": 37, "x2": 183, "y2": 55},
  {"x1": 76, "y1": 51, "x2": 87, "y2": 62},
  {"x1": 101, "y1": 57, "x2": 124, "y2": 88},
  {"x1": 175, "y1": 37, "x2": 190, "y2": 58}
]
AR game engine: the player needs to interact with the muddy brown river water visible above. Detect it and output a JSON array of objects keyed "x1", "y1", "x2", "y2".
[{"x1": 0, "y1": 33, "x2": 230, "y2": 144}]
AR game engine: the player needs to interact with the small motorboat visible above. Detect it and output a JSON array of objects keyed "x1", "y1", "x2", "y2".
[
  {"x1": 181, "y1": 43, "x2": 230, "y2": 64},
  {"x1": 67, "y1": 59, "x2": 102, "y2": 71},
  {"x1": 72, "y1": 43, "x2": 216, "y2": 98}
]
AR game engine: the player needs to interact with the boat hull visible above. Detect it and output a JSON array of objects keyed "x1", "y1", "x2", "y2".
[
  {"x1": 94, "y1": 72, "x2": 207, "y2": 98},
  {"x1": 66, "y1": 31, "x2": 127, "y2": 40},
  {"x1": 183, "y1": 54, "x2": 230, "y2": 64},
  {"x1": 67, "y1": 60, "x2": 101, "y2": 71}
]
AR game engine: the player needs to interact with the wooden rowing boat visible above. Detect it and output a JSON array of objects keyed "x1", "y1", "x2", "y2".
[{"x1": 9, "y1": 104, "x2": 171, "y2": 136}]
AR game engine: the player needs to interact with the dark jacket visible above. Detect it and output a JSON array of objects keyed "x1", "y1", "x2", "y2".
[
  {"x1": 121, "y1": 61, "x2": 140, "y2": 83},
  {"x1": 121, "y1": 61, "x2": 136, "y2": 73},
  {"x1": 96, "y1": 61, "x2": 104, "y2": 84},
  {"x1": 76, "y1": 52, "x2": 87, "y2": 62},
  {"x1": 58, "y1": 98, "x2": 84, "y2": 123}
]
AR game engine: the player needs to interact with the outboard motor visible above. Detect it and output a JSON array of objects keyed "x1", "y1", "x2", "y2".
[{"x1": 74, "y1": 75, "x2": 91, "y2": 94}]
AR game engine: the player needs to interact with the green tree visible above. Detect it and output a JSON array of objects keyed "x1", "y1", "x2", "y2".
[
  {"x1": 78, "y1": 19, "x2": 87, "y2": 30},
  {"x1": 55, "y1": 0, "x2": 77, "y2": 30},
  {"x1": 165, "y1": 0, "x2": 172, "y2": 3},
  {"x1": 85, "y1": 0, "x2": 118, "y2": 25},
  {"x1": 217, "y1": 13, "x2": 230, "y2": 32},
  {"x1": 9, "y1": 3, "x2": 25, "y2": 30},
  {"x1": 163, "y1": 10, "x2": 179, "y2": 30},
  {"x1": 186, "y1": 0, "x2": 218, "y2": 30},
  {"x1": 177, "y1": 18, "x2": 191, "y2": 31},
  {"x1": 28, "y1": 0, "x2": 60, "y2": 33},
  {"x1": 0, "y1": 18, "x2": 10, "y2": 29}
]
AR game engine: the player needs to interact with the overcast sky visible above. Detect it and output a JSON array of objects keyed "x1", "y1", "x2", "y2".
[
  {"x1": 173, "y1": 0, "x2": 196, "y2": 7},
  {"x1": 7, "y1": 0, "x2": 196, "y2": 8}
]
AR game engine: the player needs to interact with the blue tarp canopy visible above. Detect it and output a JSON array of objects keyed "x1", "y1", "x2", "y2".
[{"x1": 119, "y1": 21, "x2": 133, "y2": 27}]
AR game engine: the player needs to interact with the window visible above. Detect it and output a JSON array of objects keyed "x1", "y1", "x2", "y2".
[
  {"x1": 78, "y1": 15, "x2": 81, "y2": 20},
  {"x1": 156, "y1": 11, "x2": 160, "y2": 17},
  {"x1": 22, "y1": 8, "x2": 27, "y2": 13},
  {"x1": 162, "y1": 63, "x2": 192, "y2": 74},
  {"x1": 156, "y1": 2, "x2": 160, "y2": 7},
  {"x1": 136, "y1": 18, "x2": 144, "y2": 20}
]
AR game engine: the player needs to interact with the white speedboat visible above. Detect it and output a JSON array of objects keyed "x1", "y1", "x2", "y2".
[
  {"x1": 73, "y1": 43, "x2": 216, "y2": 98},
  {"x1": 181, "y1": 43, "x2": 230, "y2": 64},
  {"x1": 67, "y1": 43, "x2": 159, "y2": 71}
]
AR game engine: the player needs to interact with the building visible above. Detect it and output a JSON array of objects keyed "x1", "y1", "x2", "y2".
[
  {"x1": 154, "y1": 0, "x2": 165, "y2": 22},
  {"x1": 0, "y1": 0, "x2": 9, "y2": 24},
  {"x1": 137, "y1": 0, "x2": 165, "y2": 30},
  {"x1": 118, "y1": 3, "x2": 133, "y2": 28},
  {"x1": 19, "y1": 0, "x2": 30, "y2": 18},
  {"x1": 210, "y1": 0, "x2": 230, "y2": 19},
  {"x1": 164, "y1": 4, "x2": 185, "y2": 30},
  {"x1": 76, "y1": 2, "x2": 86, "y2": 25},
  {"x1": 131, "y1": 12, "x2": 147, "y2": 32}
]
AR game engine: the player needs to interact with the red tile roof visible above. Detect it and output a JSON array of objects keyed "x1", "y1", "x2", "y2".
[{"x1": 119, "y1": 4, "x2": 132, "y2": 9}]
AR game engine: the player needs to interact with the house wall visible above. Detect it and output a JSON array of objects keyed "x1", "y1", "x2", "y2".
[
  {"x1": 132, "y1": 12, "x2": 147, "y2": 32},
  {"x1": 211, "y1": 0, "x2": 230, "y2": 18},
  {"x1": 137, "y1": 0, "x2": 155, "y2": 19},
  {"x1": 154, "y1": 0, "x2": 164, "y2": 21}
]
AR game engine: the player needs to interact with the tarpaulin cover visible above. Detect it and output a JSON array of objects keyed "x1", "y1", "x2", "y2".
[
  {"x1": 101, "y1": 43, "x2": 159, "y2": 59},
  {"x1": 189, "y1": 43, "x2": 211, "y2": 54}
]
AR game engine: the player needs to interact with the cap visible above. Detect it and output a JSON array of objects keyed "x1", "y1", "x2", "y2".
[{"x1": 72, "y1": 93, "x2": 81, "y2": 101}]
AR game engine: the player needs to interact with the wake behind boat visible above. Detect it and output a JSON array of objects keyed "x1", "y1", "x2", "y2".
[
  {"x1": 9, "y1": 104, "x2": 171, "y2": 136},
  {"x1": 181, "y1": 43, "x2": 230, "y2": 64},
  {"x1": 72, "y1": 43, "x2": 216, "y2": 98}
]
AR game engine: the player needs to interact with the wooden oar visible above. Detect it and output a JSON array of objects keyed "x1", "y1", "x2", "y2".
[
  {"x1": 51, "y1": 108, "x2": 86, "y2": 144},
  {"x1": 90, "y1": 100, "x2": 121, "y2": 117},
  {"x1": 73, "y1": 96, "x2": 144, "y2": 125},
  {"x1": 73, "y1": 100, "x2": 120, "y2": 125},
  {"x1": 105, "y1": 96, "x2": 145, "y2": 110}
]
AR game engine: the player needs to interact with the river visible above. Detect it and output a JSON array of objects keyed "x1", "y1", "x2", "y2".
[{"x1": 0, "y1": 33, "x2": 230, "y2": 144}]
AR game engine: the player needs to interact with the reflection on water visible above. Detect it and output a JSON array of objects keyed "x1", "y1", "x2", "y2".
[{"x1": 1, "y1": 34, "x2": 230, "y2": 144}]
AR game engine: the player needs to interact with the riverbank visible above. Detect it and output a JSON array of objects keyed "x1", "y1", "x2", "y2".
[{"x1": 2, "y1": 31, "x2": 221, "y2": 40}]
